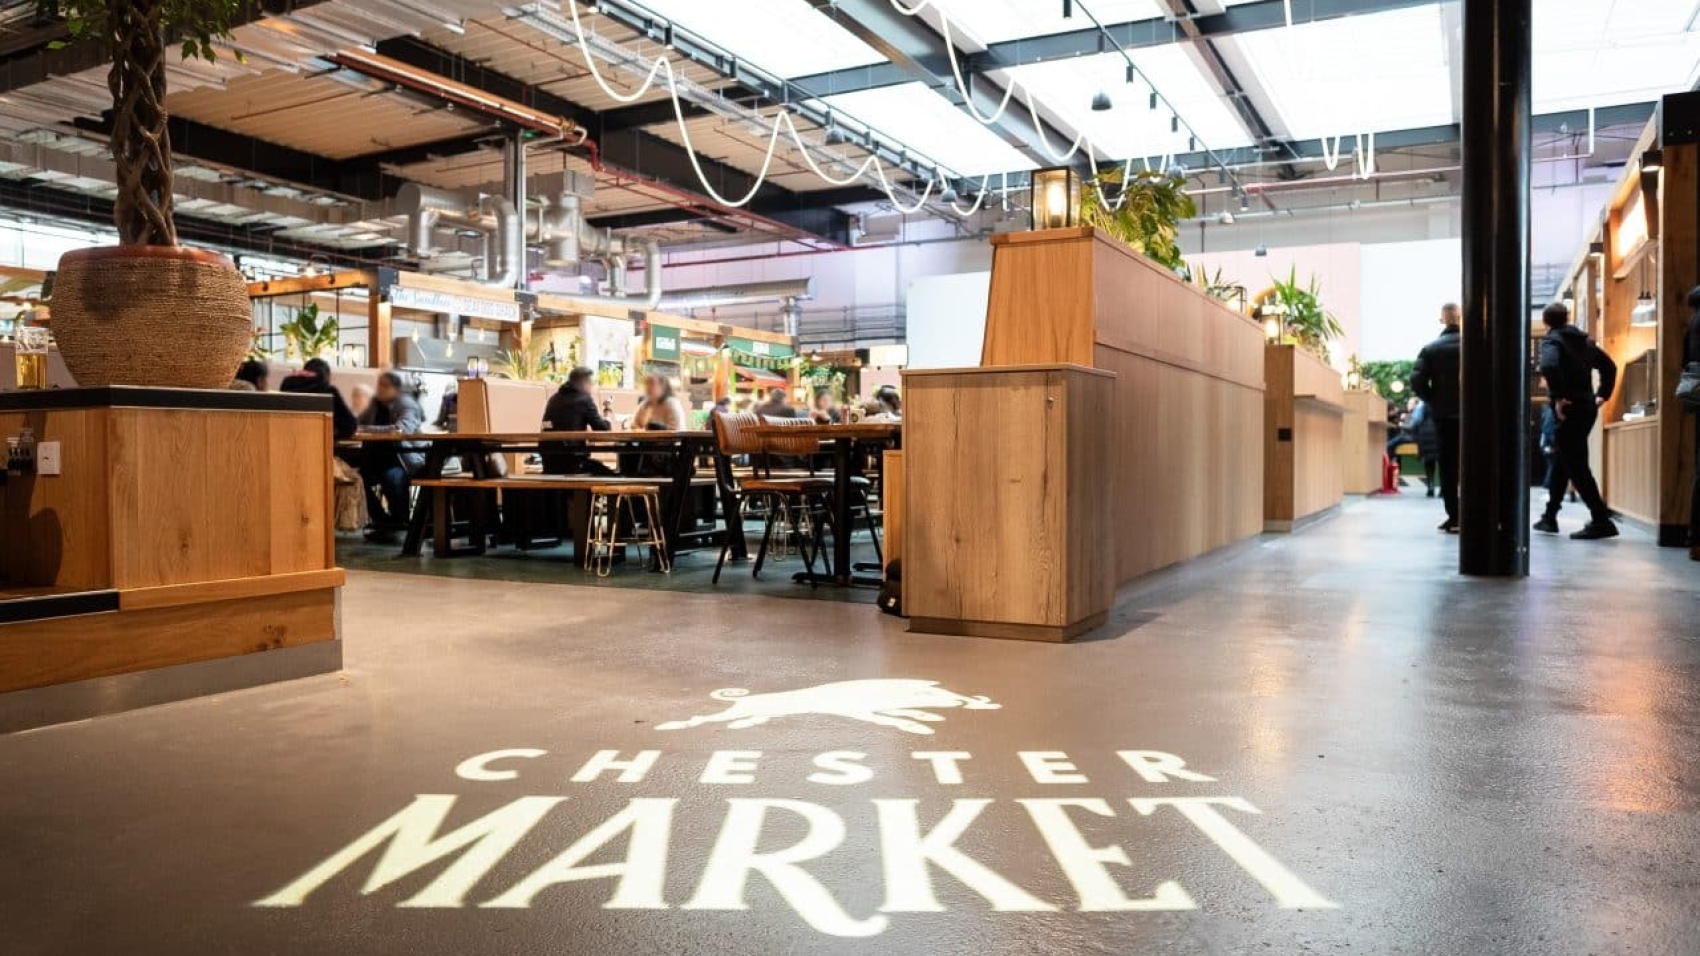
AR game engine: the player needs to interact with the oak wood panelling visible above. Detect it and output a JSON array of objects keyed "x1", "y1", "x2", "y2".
[
  {"x1": 903, "y1": 365, "x2": 1113, "y2": 640},
  {"x1": 978, "y1": 228, "x2": 1267, "y2": 585},
  {"x1": 1264, "y1": 345, "x2": 1346, "y2": 529},
  {"x1": 1605, "y1": 420, "x2": 1661, "y2": 525},
  {"x1": 0, "y1": 587, "x2": 336, "y2": 694},
  {"x1": 0, "y1": 407, "x2": 111, "y2": 591},
  {"x1": 1342, "y1": 390, "x2": 1391, "y2": 495}
]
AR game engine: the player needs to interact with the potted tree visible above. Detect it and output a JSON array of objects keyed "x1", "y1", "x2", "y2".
[{"x1": 37, "y1": 0, "x2": 254, "y2": 389}]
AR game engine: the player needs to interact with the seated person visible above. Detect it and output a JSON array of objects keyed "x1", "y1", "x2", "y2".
[
  {"x1": 756, "y1": 387, "x2": 799, "y2": 419},
  {"x1": 866, "y1": 385, "x2": 902, "y2": 422},
  {"x1": 625, "y1": 373, "x2": 690, "y2": 477},
  {"x1": 232, "y1": 358, "x2": 268, "y2": 391},
  {"x1": 280, "y1": 357, "x2": 358, "y2": 440},
  {"x1": 810, "y1": 388, "x2": 841, "y2": 424},
  {"x1": 632, "y1": 373, "x2": 687, "y2": 430},
  {"x1": 541, "y1": 366, "x2": 614, "y2": 476},
  {"x1": 358, "y1": 371, "x2": 426, "y2": 538}
]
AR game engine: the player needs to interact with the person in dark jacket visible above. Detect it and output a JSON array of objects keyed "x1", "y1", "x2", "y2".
[
  {"x1": 358, "y1": 371, "x2": 426, "y2": 537},
  {"x1": 279, "y1": 357, "x2": 358, "y2": 440},
  {"x1": 541, "y1": 365, "x2": 614, "y2": 476},
  {"x1": 1410, "y1": 303, "x2": 1462, "y2": 532},
  {"x1": 1535, "y1": 302, "x2": 1618, "y2": 540},
  {"x1": 1683, "y1": 286, "x2": 1700, "y2": 561}
]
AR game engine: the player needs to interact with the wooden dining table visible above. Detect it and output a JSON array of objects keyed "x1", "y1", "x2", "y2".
[
  {"x1": 353, "y1": 430, "x2": 728, "y2": 564},
  {"x1": 745, "y1": 421, "x2": 901, "y2": 587}
]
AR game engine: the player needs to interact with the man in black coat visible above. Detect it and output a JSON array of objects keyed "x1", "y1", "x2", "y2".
[
  {"x1": 1410, "y1": 303, "x2": 1462, "y2": 532},
  {"x1": 1535, "y1": 302, "x2": 1618, "y2": 540},
  {"x1": 541, "y1": 365, "x2": 614, "y2": 476}
]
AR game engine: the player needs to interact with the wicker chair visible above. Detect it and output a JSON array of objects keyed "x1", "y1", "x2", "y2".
[{"x1": 709, "y1": 412, "x2": 836, "y2": 583}]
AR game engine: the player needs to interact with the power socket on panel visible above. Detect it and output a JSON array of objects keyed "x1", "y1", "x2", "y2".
[{"x1": 36, "y1": 441, "x2": 61, "y2": 476}]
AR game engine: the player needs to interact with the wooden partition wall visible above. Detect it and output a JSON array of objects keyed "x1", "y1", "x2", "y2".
[
  {"x1": 976, "y1": 227, "x2": 1266, "y2": 587},
  {"x1": 1341, "y1": 390, "x2": 1390, "y2": 495},
  {"x1": 1264, "y1": 344, "x2": 1346, "y2": 530}
]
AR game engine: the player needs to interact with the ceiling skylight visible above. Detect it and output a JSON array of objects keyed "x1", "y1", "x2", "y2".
[
  {"x1": 629, "y1": 0, "x2": 885, "y2": 79},
  {"x1": 1534, "y1": 0, "x2": 1700, "y2": 112},
  {"x1": 1234, "y1": 4, "x2": 1454, "y2": 141},
  {"x1": 816, "y1": 83, "x2": 1037, "y2": 177},
  {"x1": 921, "y1": 0, "x2": 1167, "y2": 46},
  {"x1": 1004, "y1": 45, "x2": 1254, "y2": 162}
]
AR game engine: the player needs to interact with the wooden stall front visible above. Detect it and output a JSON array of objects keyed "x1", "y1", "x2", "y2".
[
  {"x1": 1560, "y1": 90, "x2": 1698, "y2": 542},
  {"x1": 1264, "y1": 344, "x2": 1346, "y2": 530},
  {"x1": 901, "y1": 227, "x2": 1265, "y2": 641},
  {"x1": 977, "y1": 228, "x2": 1267, "y2": 584},
  {"x1": 903, "y1": 365, "x2": 1113, "y2": 641},
  {"x1": 1341, "y1": 389, "x2": 1391, "y2": 495},
  {"x1": 0, "y1": 387, "x2": 343, "y2": 727}
]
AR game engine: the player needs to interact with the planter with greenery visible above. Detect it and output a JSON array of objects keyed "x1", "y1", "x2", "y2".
[
  {"x1": 1261, "y1": 267, "x2": 1344, "y2": 361},
  {"x1": 1080, "y1": 168, "x2": 1196, "y2": 275},
  {"x1": 37, "y1": 0, "x2": 254, "y2": 389}
]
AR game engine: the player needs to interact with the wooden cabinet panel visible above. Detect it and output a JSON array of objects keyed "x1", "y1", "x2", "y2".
[{"x1": 904, "y1": 365, "x2": 1113, "y2": 641}]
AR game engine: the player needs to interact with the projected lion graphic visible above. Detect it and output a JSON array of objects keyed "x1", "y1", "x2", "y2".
[{"x1": 656, "y1": 679, "x2": 1001, "y2": 735}]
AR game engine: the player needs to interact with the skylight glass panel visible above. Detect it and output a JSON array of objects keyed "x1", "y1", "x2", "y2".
[
  {"x1": 1234, "y1": 5, "x2": 1453, "y2": 141},
  {"x1": 1533, "y1": 0, "x2": 1700, "y2": 112},
  {"x1": 630, "y1": 0, "x2": 885, "y2": 78},
  {"x1": 923, "y1": 0, "x2": 1167, "y2": 46},
  {"x1": 817, "y1": 83, "x2": 1037, "y2": 176},
  {"x1": 1004, "y1": 46, "x2": 1254, "y2": 162}
]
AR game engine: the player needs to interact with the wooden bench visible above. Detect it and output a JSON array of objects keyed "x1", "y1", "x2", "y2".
[{"x1": 410, "y1": 474, "x2": 717, "y2": 563}]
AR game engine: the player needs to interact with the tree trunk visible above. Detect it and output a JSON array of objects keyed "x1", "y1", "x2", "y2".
[{"x1": 107, "y1": 0, "x2": 176, "y2": 247}]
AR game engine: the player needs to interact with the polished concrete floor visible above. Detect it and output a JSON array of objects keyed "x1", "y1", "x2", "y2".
[{"x1": 2, "y1": 492, "x2": 1698, "y2": 955}]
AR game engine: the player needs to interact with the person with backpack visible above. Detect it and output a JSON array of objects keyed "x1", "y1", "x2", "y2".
[{"x1": 1534, "y1": 302, "x2": 1618, "y2": 540}]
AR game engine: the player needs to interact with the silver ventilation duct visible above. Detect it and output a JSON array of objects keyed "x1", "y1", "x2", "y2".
[
  {"x1": 397, "y1": 147, "x2": 663, "y2": 308},
  {"x1": 656, "y1": 278, "x2": 815, "y2": 313}
]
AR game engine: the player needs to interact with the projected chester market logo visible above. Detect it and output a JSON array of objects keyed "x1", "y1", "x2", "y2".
[
  {"x1": 254, "y1": 678, "x2": 1338, "y2": 938},
  {"x1": 656, "y1": 679, "x2": 1001, "y2": 734}
]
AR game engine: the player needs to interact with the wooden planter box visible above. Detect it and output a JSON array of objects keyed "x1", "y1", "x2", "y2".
[{"x1": 0, "y1": 387, "x2": 343, "y2": 727}]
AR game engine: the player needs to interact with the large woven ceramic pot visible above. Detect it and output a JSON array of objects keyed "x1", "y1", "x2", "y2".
[{"x1": 49, "y1": 246, "x2": 251, "y2": 389}]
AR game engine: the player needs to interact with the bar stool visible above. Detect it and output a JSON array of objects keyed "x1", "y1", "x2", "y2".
[{"x1": 587, "y1": 483, "x2": 671, "y2": 576}]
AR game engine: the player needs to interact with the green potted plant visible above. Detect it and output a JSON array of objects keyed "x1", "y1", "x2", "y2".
[
  {"x1": 1264, "y1": 267, "x2": 1344, "y2": 360},
  {"x1": 277, "y1": 302, "x2": 338, "y2": 361},
  {"x1": 1080, "y1": 167, "x2": 1197, "y2": 275},
  {"x1": 35, "y1": 0, "x2": 253, "y2": 389}
]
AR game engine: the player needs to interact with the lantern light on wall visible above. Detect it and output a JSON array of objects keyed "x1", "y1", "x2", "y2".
[{"x1": 1028, "y1": 166, "x2": 1082, "y2": 230}]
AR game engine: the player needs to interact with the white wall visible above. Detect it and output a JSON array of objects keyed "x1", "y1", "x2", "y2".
[
  {"x1": 1360, "y1": 239, "x2": 1462, "y2": 361},
  {"x1": 905, "y1": 272, "x2": 990, "y2": 369}
]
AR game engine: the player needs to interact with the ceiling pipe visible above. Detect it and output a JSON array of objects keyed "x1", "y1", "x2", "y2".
[{"x1": 656, "y1": 278, "x2": 816, "y2": 312}]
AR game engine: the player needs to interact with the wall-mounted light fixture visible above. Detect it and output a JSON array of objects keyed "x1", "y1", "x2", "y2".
[
  {"x1": 1630, "y1": 291, "x2": 1657, "y2": 327},
  {"x1": 1028, "y1": 166, "x2": 1081, "y2": 230}
]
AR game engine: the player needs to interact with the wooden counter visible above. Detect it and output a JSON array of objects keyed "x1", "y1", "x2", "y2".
[
  {"x1": 0, "y1": 387, "x2": 343, "y2": 726},
  {"x1": 1341, "y1": 389, "x2": 1391, "y2": 495},
  {"x1": 1264, "y1": 345, "x2": 1345, "y2": 530},
  {"x1": 903, "y1": 365, "x2": 1113, "y2": 641},
  {"x1": 977, "y1": 227, "x2": 1267, "y2": 585},
  {"x1": 1604, "y1": 418, "x2": 1660, "y2": 525}
]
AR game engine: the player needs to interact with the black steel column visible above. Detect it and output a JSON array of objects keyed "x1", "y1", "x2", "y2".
[{"x1": 1459, "y1": 0, "x2": 1531, "y2": 577}]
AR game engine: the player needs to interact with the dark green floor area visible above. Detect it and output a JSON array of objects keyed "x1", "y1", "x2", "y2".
[{"x1": 336, "y1": 528, "x2": 883, "y2": 603}]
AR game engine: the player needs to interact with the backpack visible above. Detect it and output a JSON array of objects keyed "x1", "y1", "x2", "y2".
[{"x1": 878, "y1": 559, "x2": 903, "y2": 617}]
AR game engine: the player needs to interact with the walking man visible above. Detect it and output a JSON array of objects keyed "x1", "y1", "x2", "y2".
[
  {"x1": 1533, "y1": 302, "x2": 1618, "y2": 540},
  {"x1": 1411, "y1": 304, "x2": 1462, "y2": 533}
]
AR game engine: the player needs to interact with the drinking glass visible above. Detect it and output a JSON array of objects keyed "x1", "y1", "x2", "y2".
[{"x1": 13, "y1": 326, "x2": 49, "y2": 390}]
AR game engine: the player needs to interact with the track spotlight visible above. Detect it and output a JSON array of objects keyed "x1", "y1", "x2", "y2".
[{"x1": 1239, "y1": 192, "x2": 1251, "y2": 212}]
